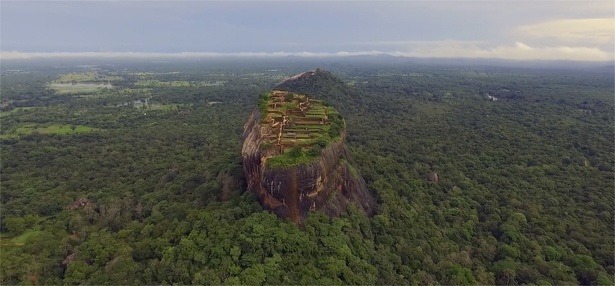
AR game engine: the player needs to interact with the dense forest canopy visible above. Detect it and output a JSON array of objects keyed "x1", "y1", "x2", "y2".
[{"x1": 0, "y1": 58, "x2": 613, "y2": 285}]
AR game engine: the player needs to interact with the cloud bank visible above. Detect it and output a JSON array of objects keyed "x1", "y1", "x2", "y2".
[
  {"x1": 0, "y1": 51, "x2": 390, "y2": 59},
  {"x1": 2, "y1": 41, "x2": 612, "y2": 62},
  {"x1": 391, "y1": 41, "x2": 614, "y2": 61},
  {"x1": 516, "y1": 18, "x2": 615, "y2": 46}
]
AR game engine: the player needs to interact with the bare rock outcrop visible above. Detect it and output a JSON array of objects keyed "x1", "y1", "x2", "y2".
[
  {"x1": 427, "y1": 171, "x2": 439, "y2": 183},
  {"x1": 242, "y1": 71, "x2": 376, "y2": 223}
]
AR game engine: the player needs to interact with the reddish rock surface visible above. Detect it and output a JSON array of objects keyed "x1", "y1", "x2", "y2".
[{"x1": 242, "y1": 109, "x2": 375, "y2": 223}]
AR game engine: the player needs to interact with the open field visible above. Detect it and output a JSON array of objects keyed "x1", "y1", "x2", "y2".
[
  {"x1": 135, "y1": 80, "x2": 225, "y2": 87},
  {"x1": 55, "y1": 71, "x2": 122, "y2": 83},
  {"x1": 147, "y1": 103, "x2": 189, "y2": 110},
  {"x1": 1, "y1": 230, "x2": 43, "y2": 248},
  {"x1": 49, "y1": 82, "x2": 114, "y2": 94},
  {"x1": 49, "y1": 71, "x2": 122, "y2": 94}
]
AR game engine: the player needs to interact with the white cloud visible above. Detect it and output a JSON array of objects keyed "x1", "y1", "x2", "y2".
[
  {"x1": 393, "y1": 41, "x2": 613, "y2": 61},
  {"x1": 516, "y1": 18, "x2": 615, "y2": 46},
  {"x1": 488, "y1": 42, "x2": 613, "y2": 61}
]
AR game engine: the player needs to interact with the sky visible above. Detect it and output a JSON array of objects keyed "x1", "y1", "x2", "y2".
[{"x1": 1, "y1": 1, "x2": 614, "y2": 61}]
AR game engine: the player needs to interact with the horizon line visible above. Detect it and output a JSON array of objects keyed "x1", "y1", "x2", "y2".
[{"x1": 1, "y1": 50, "x2": 614, "y2": 63}]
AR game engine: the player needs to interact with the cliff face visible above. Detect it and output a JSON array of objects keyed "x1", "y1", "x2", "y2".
[
  {"x1": 242, "y1": 110, "x2": 375, "y2": 223},
  {"x1": 242, "y1": 71, "x2": 375, "y2": 223}
]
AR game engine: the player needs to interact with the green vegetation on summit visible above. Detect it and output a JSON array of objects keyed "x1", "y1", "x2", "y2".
[{"x1": 257, "y1": 90, "x2": 343, "y2": 168}]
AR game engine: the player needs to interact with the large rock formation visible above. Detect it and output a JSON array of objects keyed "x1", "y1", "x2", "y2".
[{"x1": 242, "y1": 70, "x2": 375, "y2": 223}]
